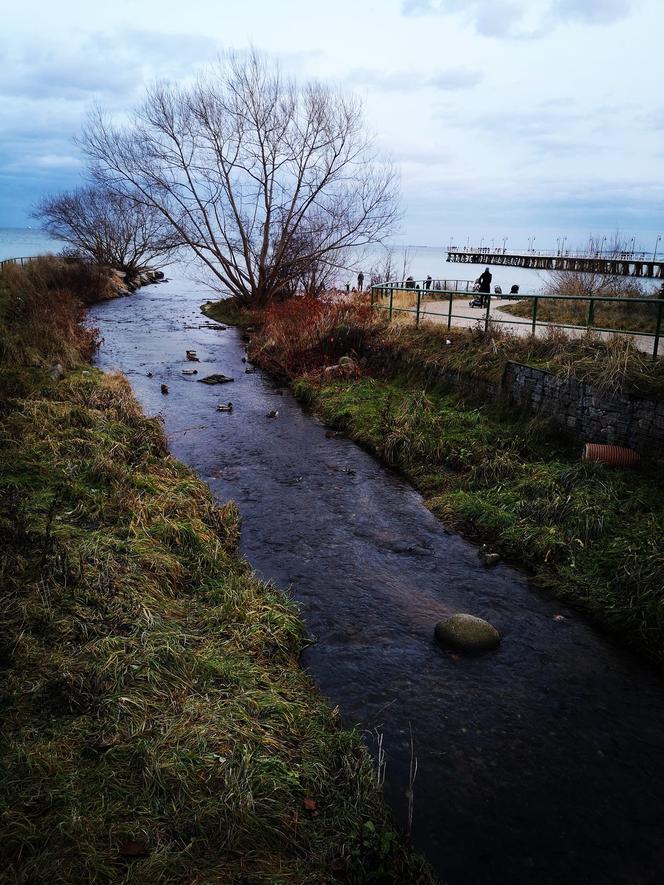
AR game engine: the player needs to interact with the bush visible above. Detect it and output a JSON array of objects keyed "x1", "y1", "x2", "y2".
[
  {"x1": 0, "y1": 257, "x2": 103, "y2": 372},
  {"x1": 252, "y1": 295, "x2": 384, "y2": 376}
]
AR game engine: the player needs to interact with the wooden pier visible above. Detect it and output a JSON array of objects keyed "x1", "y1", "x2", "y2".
[{"x1": 447, "y1": 248, "x2": 664, "y2": 279}]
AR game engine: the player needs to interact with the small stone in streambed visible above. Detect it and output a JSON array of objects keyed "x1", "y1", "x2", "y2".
[
  {"x1": 435, "y1": 614, "x2": 500, "y2": 653},
  {"x1": 478, "y1": 545, "x2": 501, "y2": 567},
  {"x1": 267, "y1": 409, "x2": 279, "y2": 418},
  {"x1": 197, "y1": 374, "x2": 234, "y2": 384},
  {"x1": 482, "y1": 552, "x2": 501, "y2": 567},
  {"x1": 160, "y1": 384, "x2": 169, "y2": 395}
]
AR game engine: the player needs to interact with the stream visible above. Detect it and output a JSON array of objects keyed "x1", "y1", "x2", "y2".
[{"x1": 89, "y1": 272, "x2": 664, "y2": 885}]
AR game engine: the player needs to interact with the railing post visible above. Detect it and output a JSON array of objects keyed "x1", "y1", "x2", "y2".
[
  {"x1": 654, "y1": 300, "x2": 663, "y2": 359},
  {"x1": 447, "y1": 290, "x2": 453, "y2": 330},
  {"x1": 531, "y1": 296, "x2": 539, "y2": 335},
  {"x1": 484, "y1": 292, "x2": 491, "y2": 332},
  {"x1": 416, "y1": 288, "x2": 421, "y2": 326},
  {"x1": 586, "y1": 297, "x2": 595, "y2": 330},
  {"x1": 389, "y1": 284, "x2": 394, "y2": 321}
]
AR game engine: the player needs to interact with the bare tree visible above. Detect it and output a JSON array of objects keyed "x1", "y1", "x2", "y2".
[
  {"x1": 369, "y1": 245, "x2": 397, "y2": 286},
  {"x1": 34, "y1": 186, "x2": 181, "y2": 274},
  {"x1": 80, "y1": 51, "x2": 399, "y2": 306},
  {"x1": 273, "y1": 226, "x2": 350, "y2": 298},
  {"x1": 399, "y1": 246, "x2": 414, "y2": 282}
]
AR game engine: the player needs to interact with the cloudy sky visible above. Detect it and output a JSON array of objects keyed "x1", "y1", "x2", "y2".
[{"x1": 2, "y1": 0, "x2": 662, "y2": 250}]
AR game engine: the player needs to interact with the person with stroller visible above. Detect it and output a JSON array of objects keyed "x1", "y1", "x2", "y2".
[{"x1": 477, "y1": 267, "x2": 492, "y2": 307}]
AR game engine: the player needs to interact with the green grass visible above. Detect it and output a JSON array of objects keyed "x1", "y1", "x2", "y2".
[
  {"x1": 212, "y1": 293, "x2": 664, "y2": 661},
  {"x1": 0, "y1": 263, "x2": 433, "y2": 884},
  {"x1": 202, "y1": 298, "x2": 257, "y2": 328},
  {"x1": 293, "y1": 374, "x2": 664, "y2": 664},
  {"x1": 380, "y1": 321, "x2": 664, "y2": 400}
]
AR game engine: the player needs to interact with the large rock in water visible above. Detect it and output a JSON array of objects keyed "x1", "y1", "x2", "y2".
[{"x1": 434, "y1": 614, "x2": 500, "y2": 653}]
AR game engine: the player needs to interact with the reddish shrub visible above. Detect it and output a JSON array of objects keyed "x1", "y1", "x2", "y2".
[
  {"x1": 254, "y1": 294, "x2": 382, "y2": 376},
  {"x1": 0, "y1": 258, "x2": 100, "y2": 368}
]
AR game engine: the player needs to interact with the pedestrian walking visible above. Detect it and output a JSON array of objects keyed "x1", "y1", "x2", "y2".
[{"x1": 477, "y1": 267, "x2": 492, "y2": 307}]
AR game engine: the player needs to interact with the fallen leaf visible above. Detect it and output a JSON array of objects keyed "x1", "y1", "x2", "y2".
[{"x1": 303, "y1": 797, "x2": 317, "y2": 812}]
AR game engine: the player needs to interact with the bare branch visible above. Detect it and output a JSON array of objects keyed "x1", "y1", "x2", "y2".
[{"x1": 79, "y1": 50, "x2": 400, "y2": 306}]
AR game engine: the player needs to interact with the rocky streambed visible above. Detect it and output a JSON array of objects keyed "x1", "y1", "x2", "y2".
[{"x1": 89, "y1": 271, "x2": 664, "y2": 885}]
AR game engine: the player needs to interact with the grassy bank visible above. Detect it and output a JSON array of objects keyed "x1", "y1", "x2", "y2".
[
  {"x1": 202, "y1": 298, "x2": 258, "y2": 328},
  {"x1": 233, "y1": 296, "x2": 664, "y2": 665},
  {"x1": 0, "y1": 261, "x2": 433, "y2": 883},
  {"x1": 502, "y1": 293, "x2": 661, "y2": 335}
]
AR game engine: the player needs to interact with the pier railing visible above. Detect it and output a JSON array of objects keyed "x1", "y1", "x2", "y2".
[
  {"x1": 448, "y1": 246, "x2": 660, "y2": 261},
  {"x1": 370, "y1": 281, "x2": 664, "y2": 358},
  {"x1": 446, "y1": 248, "x2": 663, "y2": 279}
]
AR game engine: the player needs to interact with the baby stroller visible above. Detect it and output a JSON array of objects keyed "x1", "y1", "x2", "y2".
[{"x1": 469, "y1": 283, "x2": 483, "y2": 308}]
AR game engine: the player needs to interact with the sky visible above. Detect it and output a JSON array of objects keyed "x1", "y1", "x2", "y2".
[{"x1": 2, "y1": 0, "x2": 663, "y2": 251}]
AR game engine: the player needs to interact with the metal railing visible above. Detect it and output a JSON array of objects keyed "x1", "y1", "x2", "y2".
[
  {"x1": 448, "y1": 246, "x2": 660, "y2": 262},
  {"x1": 370, "y1": 280, "x2": 664, "y2": 358},
  {"x1": 0, "y1": 256, "x2": 38, "y2": 271}
]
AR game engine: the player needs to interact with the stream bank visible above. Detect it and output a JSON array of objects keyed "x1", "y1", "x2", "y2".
[
  {"x1": 0, "y1": 260, "x2": 431, "y2": 884},
  {"x1": 90, "y1": 275, "x2": 664, "y2": 885}
]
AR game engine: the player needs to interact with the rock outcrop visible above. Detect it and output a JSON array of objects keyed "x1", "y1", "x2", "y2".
[{"x1": 108, "y1": 267, "x2": 165, "y2": 298}]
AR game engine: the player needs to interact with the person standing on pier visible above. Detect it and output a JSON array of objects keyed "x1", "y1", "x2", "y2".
[{"x1": 478, "y1": 267, "x2": 492, "y2": 307}]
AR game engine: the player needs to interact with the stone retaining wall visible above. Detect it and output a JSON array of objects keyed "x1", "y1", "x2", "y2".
[
  {"x1": 502, "y1": 362, "x2": 664, "y2": 465},
  {"x1": 365, "y1": 346, "x2": 664, "y2": 466}
]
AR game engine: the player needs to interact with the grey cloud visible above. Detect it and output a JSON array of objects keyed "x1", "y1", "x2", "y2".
[
  {"x1": 401, "y1": 0, "x2": 433, "y2": 13},
  {"x1": 550, "y1": 0, "x2": 632, "y2": 24},
  {"x1": 428, "y1": 70, "x2": 483, "y2": 89},
  {"x1": 0, "y1": 28, "x2": 220, "y2": 103},
  {"x1": 401, "y1": 0, "x2": 540, "y2": 36},
  {"x1": 347, "y1": 67, "x2": 482, "y2": 92},
  {"x1": 401, "y1": 0, "x2": 634, "y2": 37},
  {"x1": 651, "y1": 111, "x2": 664, "y2": 129}
]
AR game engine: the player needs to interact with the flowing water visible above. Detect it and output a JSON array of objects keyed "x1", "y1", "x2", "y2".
[{"x1": 89, "y1": 272, "x2": 664, "y2": 885}]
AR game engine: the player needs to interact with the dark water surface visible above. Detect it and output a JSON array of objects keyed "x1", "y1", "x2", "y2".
[{"x1": 90, "y1": 275, "x2": 664, "y2": 885}]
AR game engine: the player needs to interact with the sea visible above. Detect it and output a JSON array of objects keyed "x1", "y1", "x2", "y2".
[
  {"x1": 359, "y1": 244, "x2": 548, "y2": 294},
  {"x1": 0, "y1": 227, "x2": 600, "y2": 295},
  {"x1": 0, "y1": 227, "x2": 66, "y2": 262}
]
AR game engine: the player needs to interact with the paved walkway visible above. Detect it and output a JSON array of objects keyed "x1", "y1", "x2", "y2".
[{"x1": 418, "y1": 296, "x2": 658, "y2": 355}]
